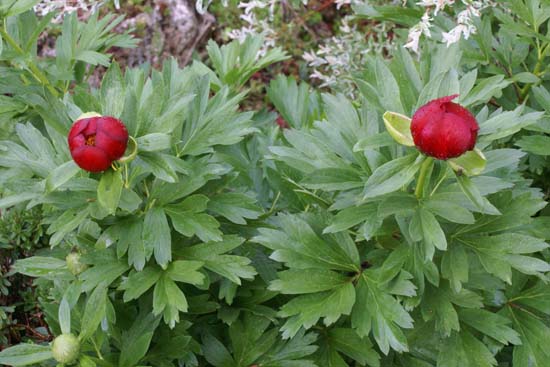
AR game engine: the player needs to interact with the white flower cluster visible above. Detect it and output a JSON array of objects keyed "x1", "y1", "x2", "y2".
[
  {"x1": 304, "y1": 16, "x2": 395, "y2": 95},
  {"x1": 406, "y1": 0, "x2": 492, "y2": 53},
  {"x1": 226, "y1": 0, "x2": 279, "y2": 55},
  {"x1": 34, "y1": 0, "x2": 117, "y2": 22}
]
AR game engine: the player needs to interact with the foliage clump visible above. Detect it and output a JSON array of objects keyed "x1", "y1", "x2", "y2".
[{"x1": 2, "y1": 1, "x2": 550, "y2": 367}]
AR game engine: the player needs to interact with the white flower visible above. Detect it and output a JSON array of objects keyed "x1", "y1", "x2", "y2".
[
  {"x1": 407, "y1": 0, "x2": 491, "y2": 52},
  {"x1": 405, "y1": 11, "x2": 432, "y2": 52},
  {"x1": 405, "y1": 28, "x2": 423, "y2": 52},
  {"x1": 335, "y1": 0, "x2": 352, "y2": 9},
  {"x1": 34, "y1": 0, "x2": 106, "y2": 22},
  {"x1": 416, "y1": 0, "x2": 455, "y2": 15},
  {"x1": 238, "y1": 0, "x2": 267, "y2": 14}
]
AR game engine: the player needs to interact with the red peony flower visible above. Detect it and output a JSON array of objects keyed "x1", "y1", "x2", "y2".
[
  {"x1": 68, "y1": 116, "x2": 129, "y2": 172},
  {"x1": 411, "y1": 94, "x2": 479, "y2": 160}
]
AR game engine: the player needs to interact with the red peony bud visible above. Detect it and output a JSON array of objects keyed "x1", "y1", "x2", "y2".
[
  {"x1": 410, "y1": 95, "x2": 479, "y2": 160},
  {"x1": 276, "y1": 116, "x2": 290, "y2": 129},
  {"x1": 68, "y1": 116, "x2": 129, "y2": 172}
]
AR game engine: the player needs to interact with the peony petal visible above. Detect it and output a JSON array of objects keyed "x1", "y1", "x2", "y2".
[
  {"x1": 95, "y1": 129, "x2": 127, "y2": 160},
  {"x1": 71, "y1": 146, "x2": 112, "y2": 172},
  {"x1": 67, "y1": 119, "x2": 90, "y2": 141},
  {"x1": 82, "y1": 118, "x2": 97, "y2": 136},
  {"x1": 97, "y1": 117, "x2": 129, "y2": 142},
  {"x1": 68, "y1": 134, "x2": 86, "y2": 152}
]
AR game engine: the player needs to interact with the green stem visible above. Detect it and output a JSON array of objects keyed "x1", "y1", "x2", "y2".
[
  {"x1": 415, "y1": 157, "x2": 433, "y2": 199},
  {"x1": 0, "y1": 22, "x2": 59, "y2": 97},
  {"x1": 429, "y1": 169, "x2": 448, "y2": 197},
  {"x1": 90, "y1": 338, "x2": 104, "y2": 360},
  {"x1": 519, "y1": 41, "x2": 550, "y2": 100}
]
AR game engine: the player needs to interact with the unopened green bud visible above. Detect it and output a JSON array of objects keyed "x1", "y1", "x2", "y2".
[{"x1": 52, "y1": 333, "x2": 80, "y2": 364}]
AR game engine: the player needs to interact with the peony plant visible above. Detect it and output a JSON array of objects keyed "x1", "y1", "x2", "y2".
[{"x1": 2, "y1": 1, "x2": 550, "y2": 367}]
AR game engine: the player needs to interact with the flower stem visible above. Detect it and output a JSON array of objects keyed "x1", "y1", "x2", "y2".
[
  {"x1": 415, "y1": 157, "x2": 433, "y2": 199},
  {"x1": 0, "y1": 22, "x2": 59, "y2": 97},
  {"x1": 520, "y1": 41, "x2": 550, "y2": 101}
]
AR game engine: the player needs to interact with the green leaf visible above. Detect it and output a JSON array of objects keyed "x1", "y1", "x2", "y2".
[
  {"x1": 509, "y1": 306, "x2": 550, "y2": 367},
  {"x1": 437, "y1": 331, "x2": 497, "y2": 367},
  {"x1": 516, "y1": 135, "x2": 550, "y2": 155},
  {"x1": 423, "y1": 197, "x2": 475, "y2": 224},
  {"x1": 80, "y1": 256, "x2": 129, "y2": 292},
  {"x1": 512, "y1": 71, "x2": 540, "y2": 83},
  {"x1": 513, "y1": 282, "x2": 550, "y2": 315},
  {"x1": 45, "y1": 160, "x2": 80, "y2": 192},
  {"x1": 279, "y1": 283, "x2": 356, "y2": 339},
  {"x1": 119, "y1": 266, "x2": 162, "y2": 302},
  {"x1": 166, "y1": 260, "x2": 204, "y2": 285},
  {"x1": 119, "y1": 313, "x2": 160, "y2": 367},
  {"x1": 80, "y1": 284, "x2": 108, "y2": 340},
  {"x1": 324, "y1": 204, "x2": 378, "y2": 234},
  {"x1": 325, "y1": 328, "x2": 380, "y2": 367},
  {"x1": 419, "y1": 207, "x2": 447, "y2": 253},
  {"x1": 59, "y1": 297, "x2": 71, "y2": 334},
  {"x1": 153, "y1": 275, "x2": 188, "y2": 328},
  {"x1": 267, "y1": 75, "x2": 313, "y2": 129},
  {"x1": 352, "y1": 273, "x2": 412, "y2": 354},
  {"x1": 119, "y1": 188, "x2": 142, "y2": 212},
  {"x1": 228, "y1": 315, "x2": 278, "y2": 366},
  {"x1": 75, "y1": 50, "x2": 110, "y2": 66},
  {"x1": 207, "y1": 34, "x2": 288, "y2": 88},
  {"x1": 207, "y1": 193, "x2": 262, "y2": 224},
  {"x1": 478, "y1": 108, "x2": 542, "y2": 142},
  {"x1": 454, "y1": 173, "x2": 500, "y2": 215},
  {"x1": 269, "y1": 269, "x2": 352, "y2": 294},
  {"x1": 441, "y1": 245, "x2": 469, "y2": 292},
  {"x1": 421, "y1": 286, "x2": 459, "y2": 337},
  {"x1": 459, "y1": 75, "x2": 511, "y2": 107},
  {"x1": 143, "y1": 207, "x2": 172, "y2": 268},
  {"x1": 165, "y1": 195, "x2": 222, "y2": 242},
  {"x1": 201, "y1": 333, "x2": 235, "y2": 367},
  {"x1": 374, "y1": 57, "x2": 405, "y2": 113},
  {"x1": 459, "y1": 309, "x2": 521, "y2": 345},
  {"x1": 301, "y1": 167, "x2": 363, "y2": 191},
  {"x1": 254, "y1": 214, "x2": 359, "y2": 272},
  {"x1": 0, "y1": 192, "x2": 40, "y2": 209},
  {"x1": 120, "y1": 219, "x2": 147, "y2": 271},
  {"x1": 139, "y1": 152, "x2": 178, "y2": 183},
  {"x1": 97, "y1": 169, "x2": 123, "y2": 214},
  {"x1": 136, "y1": 133, "x2": 172, "y2": 152},
  {"x1": 1, "y1": 0, "x2": 40, "y2": 16},
  {"x1": 416, "y1": 69, "x2": 460, "y2": 108},
  {"x1": 0, "y1": 344, "x2": 52, "y2": 367},
  {"x1": 14, "y1": 256, "x2": 70, "y2": 280},
  {"x1": 363, "y1": 153, "x2": 424, "y2": 199},
  {"x1": 179, "y1": 77, "x2": 255, "y2": 156},
  {"x1": 458, "y1": 233, "x2": 549, "y2": 283},
  {"x1": 100, "y1": 62, "x2": 125, "y2": 118},
  {"x1": 354, "y1": 132, "x2": 396, "y2": 151},
  {"x1": 47, "y1": 207, "x2": 91, "y2": 247},
  {"x1": 383, "y1": 111, "x2": 414, "y2": 147},
  {"x1": 178, "y1": 235, "x2": 256, "y2": 285}
]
